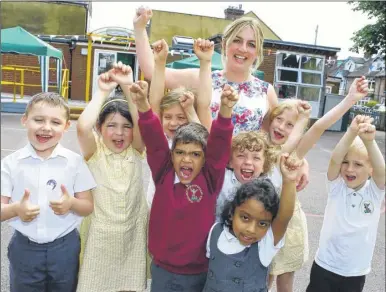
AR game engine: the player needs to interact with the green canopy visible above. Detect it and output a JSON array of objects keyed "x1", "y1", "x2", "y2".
[
  {"x1": 167, "y1": 51, "x2": 265, "y2": 80},
  {"x1": 167, "y1": 51, "x2": 223, "y2": 71},
  {"x1": 1, "y1": 26, "x2": 62, "y2": 59}
]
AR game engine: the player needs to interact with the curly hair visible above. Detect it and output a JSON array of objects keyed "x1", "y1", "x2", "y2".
[
  {"x1": 231, "y1": 131, "x2": 278, "y2": 173},
  {"x1": 221, "y1": 178, "x2": 279, "y2": 231}
]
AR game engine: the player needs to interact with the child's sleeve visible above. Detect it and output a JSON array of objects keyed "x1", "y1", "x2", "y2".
[
  {"x1": 206, "y1": 223, "x2": 217, "y2": 258},
  {"x1": 205, "y1": 114, "x2": 234, "y2": 191},
  {"x1": 368, "y1": 177, "x2": 385, "y2": 203},
  {"x1": 74, "y1": 157, "x2": 97, "y2": 193},
  {"x1": 258, "y1": 226, "x2": 285, "y2": 267},
  {"x1": 138, "y1": 109, "x2": 171, "y2": 183},
  {"x1": 325, "y1": 174, "x2": 345, "y2": 198},
  {"x1": 1, "y1": 157, "x2": 12, "y2": 197}
]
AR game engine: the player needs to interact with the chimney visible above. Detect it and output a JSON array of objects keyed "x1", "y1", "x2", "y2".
[{"x1": 224, "y1": 4, "x2": 244, "y2": 20}]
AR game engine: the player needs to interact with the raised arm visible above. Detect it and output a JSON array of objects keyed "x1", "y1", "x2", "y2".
[
  {"x1": 133, "y1": 6, "x2": 199, "y2": 89},
  {"x1": 194, "y1": 38, "x2": 215, "y2": 131},
  {"x1": 131, "y1": 80, "x2": 170, "y2": 180},
  {"x1": 149, "y1": 39, "x2": 168, "y2": 116},
  {"x1": 77, "y1": 72, "x2": 117, "y2": 160},
  {"x1": 358, "y1": 121, "x2": 385, "y2": 189},
  {"x1": 179, "y1": 91, "x2": 200, "y2": 123},
  {"x1": 271, "y1": 153, "x2": 300, "y2": 245},
  {"x1": 296, "y1": 76, "x2": 369, "y2": 160},
  {"x1": 280, "y1": 100, "x2": 311, "y2": 154},
  {"x1": 327, "y1": 115, "x2": 367, "y2": 180},
  {"x1": 109, "y1": 62, "x2": 144, "y2": 153}
]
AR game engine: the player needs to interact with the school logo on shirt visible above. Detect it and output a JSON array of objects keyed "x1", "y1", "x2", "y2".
[
  {"x1": 186, "y1": 184, "x2": 203, "y2": 203},
  {"x1": 362, "y1": 200, "x2": 374, "y2": 215},
  {"x1": 46, "y1": 179, "x2": 57, "y2": 190}
]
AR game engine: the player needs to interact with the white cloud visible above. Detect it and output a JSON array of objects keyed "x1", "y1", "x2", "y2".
[{"x1": 89, "y1": 2, "x2": 375, "y2": 59}]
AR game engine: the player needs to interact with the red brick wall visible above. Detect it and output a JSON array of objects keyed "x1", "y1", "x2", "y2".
[
  {"x1": 259, "y1": 47, "x2": 277, "y2": 85},
  {"x1": 1, "y1": 43, "x2": 71, "y2": 97}
]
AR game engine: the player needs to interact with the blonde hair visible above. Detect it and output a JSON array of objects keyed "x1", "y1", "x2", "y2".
[
  {"x1": 159, "y1": 87, "x2": 197, "y2": 116},
  {"x1": 231, "y1": 131, "x2": 278, "y2": 173},
  {"x1": 348, "y1": 136, "x2": 369, "y2": 159},
  {"x1": 25, "y1": 92, "x2": 70, "y2": 121},
  {"x1": 269, "y1": 99, "x2": 299, "y2": 122},
  {"x1": 222, "y1": 17, "x2": 265, "y2": 71}
]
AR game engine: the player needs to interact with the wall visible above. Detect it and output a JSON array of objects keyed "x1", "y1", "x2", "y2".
[
  {"x1": 1, "y1": 1, "x2": 87, "y2": 35},
  {"x1": 149, "y1": 10, "x2": 280, "y2": 46},
  {"x1": 1, "y1": 43, "x2": 71, "y2": 97}
]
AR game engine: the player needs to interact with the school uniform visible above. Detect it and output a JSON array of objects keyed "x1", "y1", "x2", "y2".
[
  {"x1": 203, "y1": 223, "x2": 284, "y2": 291},
  {"x1": 306, "y1": 175, "x2": 385, "y2": 292},
  {"x1": 138, "y1": 109, "x2": 233, "y2": 291},
  {"x1": 1, "y1": 143, "x2": 96, "y2": 292}
]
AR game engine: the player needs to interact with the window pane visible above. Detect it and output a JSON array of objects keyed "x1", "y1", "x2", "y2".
[
  {"x1": 277, "y1": 69, "x2": 298, "y2": 82},
  {"x1": 301, "y1": 56, "x2": 323, "y2": 71},
  {"x1": 298, "y1": 86, "x2": 321, "y2": 102},
  {"x1": 275, "y1": 83, "x2": 297, "y2": 99},
  {"x1": 277, "y1": 53, "x2": 300, "y2": 69},
  {"x1": 301, "y1": 72, "x2": 322, "y2": 85}
]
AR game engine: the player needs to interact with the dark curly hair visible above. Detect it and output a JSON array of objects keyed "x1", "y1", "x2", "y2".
[
  {"x1": 171, "y1": 122, "x2": 209, "y2": 152},
  {"x1": 221, "y1": 177, "x2": 280, "y2": 231}
]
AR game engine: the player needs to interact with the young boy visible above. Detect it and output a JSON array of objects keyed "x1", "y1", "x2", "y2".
[
  {"x1": 129, "y1": 40, "x2": 238, "y2": 291},
  {"x1": 306, "y1": 115, "x2": 385, "y2": 292},
  {"x1": 1, "y1": 92, "x2": 96, "y2": 292}
]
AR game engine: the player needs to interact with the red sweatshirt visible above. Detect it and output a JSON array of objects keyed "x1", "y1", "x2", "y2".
[{"x1": 138, "y1": 109, "x2": 233, "y2": 274}]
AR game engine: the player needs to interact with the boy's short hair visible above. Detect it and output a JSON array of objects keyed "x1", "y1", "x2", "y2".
[
  {"x1": 171, "y1": 122, "x2": 209, "y2": 152},
  {"x1": 25, "y1": 92, "x2": 70, "y2": 120},
  {"x1": 160, "y1": 87, "x2": 198, "y2": 115},
  {"x1": 269, "y1": 99, "x2": 298, "y2": 122},
  {"x1": 232, "y1": 131, "x2": 278, "y2": 173}
]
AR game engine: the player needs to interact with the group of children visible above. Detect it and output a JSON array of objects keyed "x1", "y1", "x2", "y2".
[{"x1": 1, "y1": 36, "x2": 384, "y2": 292}]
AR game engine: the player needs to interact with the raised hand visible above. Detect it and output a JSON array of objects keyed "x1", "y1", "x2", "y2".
[
  {"x1": 133, "y1": 6, "x2": 153, "y2": 30},
  {"x1": 49, "y1": 185, "x2": 73, "y2": 215},
  {"x1": 349, "y1": 115, "x2": 374, "y2": 133},
  {"x1": 358, "y1": 121, "x2": 376, "y2": 142},
  {"x1": 109, "y1": 62, "x2": 133, "y2": 86},
  {"x1": 347, "y1": 76, "x2": 369, "y2": 103},
  {"x1": 280, "y1": 153, "x2": 303, "y2": 183},
  {"x1": 194, "y1": 38, "x2": 214, "y2": 62},
  {"x1": 297, "y1": 100, "x2": 312, "y2": 118},
  {"x1": 220, "y1": 84, "x2": 239, "y2": 109},
  {"x1": 152, "y1": 39, "x2": 169, "y2": 64},
  {"x1": 130, "y1": 80, "x2": 150, "y2": 112},
  {"x1": 179, "y1": 91, "x2": 195, "y2": 111},
  {"x1": 16, "y1": 189, "x2": 40, "y2": 222},
  {"x1": 98, "y1": 71, "x2": 118, "y2": 93}
]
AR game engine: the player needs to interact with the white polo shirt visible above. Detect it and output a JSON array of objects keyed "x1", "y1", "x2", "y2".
[
  {"x1": 1, "y1": 143, "x2": 96, "y2": 244},
  {"x1": 315, "y1": 175, "x2": 385, "y2": 277}
]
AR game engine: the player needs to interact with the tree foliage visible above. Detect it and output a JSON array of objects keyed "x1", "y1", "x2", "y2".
[{"x1": 348, "y1": 1, "x2": 386, "y2": 55}]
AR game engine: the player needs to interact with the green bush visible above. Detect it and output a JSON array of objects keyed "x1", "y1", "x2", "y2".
[{"x1": 365, "y1": 100, "x2": 378, "y2": 108}]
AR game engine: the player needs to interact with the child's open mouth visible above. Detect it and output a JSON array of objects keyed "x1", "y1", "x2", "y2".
[
  {"x1": 241, "y1": 169, "x2": 254, "y2": 180},
  {"x1": 273, "y1": 130, "x2": 284, "y2": 140},
  {"x1": 36, "y1": 134, "x2": 52, "y2": 143},
  {"x1": 346, "y1": 175, "x2": 356, "y2": 182},
  {"x1": 180, "y1": 166, "x2": 193, "y2": 179},
  {"x1": 113, "y1": 140, "x2": 124, "y2": 148}
]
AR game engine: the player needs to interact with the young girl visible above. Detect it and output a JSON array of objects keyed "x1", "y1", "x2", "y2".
[
  {"x1": 204, "y1": 153, "x2": 301, "y2": 291},
  {"x1": 76, "y1": 63, "x2": 148, "y2": 292},
  {"x1": 268, "y1": 77, "x2": 369, "y2": 292}
]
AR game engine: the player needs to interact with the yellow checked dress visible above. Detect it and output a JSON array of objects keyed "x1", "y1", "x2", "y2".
[
  {"x1": 77, "y1": 133, "x2": 149, "y2": 292},
  {"x1": 269, "y1": 166, "x2": 309, "y2": 276}
]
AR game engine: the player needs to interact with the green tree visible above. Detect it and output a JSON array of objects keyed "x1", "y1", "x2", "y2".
[{"x1": 348, "y1": 1, "x2": 386, "y2": 55}]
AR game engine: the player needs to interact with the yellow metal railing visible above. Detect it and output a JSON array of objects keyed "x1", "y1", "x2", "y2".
[{"x1": 1, "y1": 65, "x2": 69, "y2": 102}]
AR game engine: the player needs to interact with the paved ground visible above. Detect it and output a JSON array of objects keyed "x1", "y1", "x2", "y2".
[{"x1": 1, "y1": 112, "x2": 385, "y2": 292}]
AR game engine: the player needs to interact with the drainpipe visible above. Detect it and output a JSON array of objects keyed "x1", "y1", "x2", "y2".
[{"x1": 68, "y1": 38, "x2": 76, "y2": 100}]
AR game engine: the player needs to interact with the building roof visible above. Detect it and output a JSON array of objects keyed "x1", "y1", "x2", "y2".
[{"x1": 349, "y1": 56, "x2": 366, "y2": 64}]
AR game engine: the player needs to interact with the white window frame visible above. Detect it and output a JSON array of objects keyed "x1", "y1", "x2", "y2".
[{"x1": 274, "y1": 50, "x2": 326, "y2": 118}]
